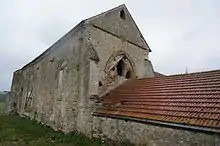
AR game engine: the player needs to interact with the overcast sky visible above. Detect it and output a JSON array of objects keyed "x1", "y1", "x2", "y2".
[{"x1": 0, "y1": 0, "x2": 220, "y2": 91}]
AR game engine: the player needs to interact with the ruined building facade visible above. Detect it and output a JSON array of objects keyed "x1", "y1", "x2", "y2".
[
  {"x1": 10, "y1": 5, "x2": 154, "y2": 134},
  {"x1": 10, "y1": 5, "x2": 220, "y2": 146}
]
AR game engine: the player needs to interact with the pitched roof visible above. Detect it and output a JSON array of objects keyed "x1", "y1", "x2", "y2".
[
  {"x1": 20, "y1": 5, "x2": 151, "y2": 71},
  {"x1": 95, "y1": 69, "x2": 220, "y2": 132}
]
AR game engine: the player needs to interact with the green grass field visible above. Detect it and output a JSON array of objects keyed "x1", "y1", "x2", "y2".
[
  {"x1": 0, "y1": 102, "x2": 4, "y2": 113},
  {"x1": 0, "y1": 115, "x2": 130, "y2": 146}
]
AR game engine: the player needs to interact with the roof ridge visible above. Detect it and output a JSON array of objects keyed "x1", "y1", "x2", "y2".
[
  {"x1": 21, "y1": 21, "x2": 85, "y2": 70},
  {"x1": 166, "y1": 69, "x2": 220, "y2": 77},
  {"x1": 138, "y1": 69, "x2": 220, "y2": 80}
]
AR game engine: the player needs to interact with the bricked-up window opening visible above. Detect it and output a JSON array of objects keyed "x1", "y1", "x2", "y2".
[
  {"x1": 57, "y1": 60, "x2": 67, "y2": 101},
  {"x1": 57, "y1": 69, "x2": 64, "y2": 101},
  {"x1": 58, "y1": 60, "x2": 67, "y2": 88},
  {"x1": 58, "y1": 69, "x2": 64, "y2": 87},
  {"x1": 24, "y1": 74, "x2": 33, "y2": 110},
  {"x1": 117, "y1": 60, "x2": 125, "y2": 76},
  {"x1": 120, "y1": 10, "x2": 126, "y2": 20},
  {"x1": 125, "y1": 70, "x2": 132, "y2": 79}
]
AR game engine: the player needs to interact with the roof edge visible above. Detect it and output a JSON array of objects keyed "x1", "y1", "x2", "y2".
[
  {"x1": 21, "y1": 21, "x2": 85, "y2": 70},
  {"x1": 122, "y1": 5, "x2": 152, "y2": 52},
  {"x1": 139, "y1": 69, "x2": 220, "y2": 80},
  {"x1": 84, "y1": 4, "x2": 125, "y2": 22}
]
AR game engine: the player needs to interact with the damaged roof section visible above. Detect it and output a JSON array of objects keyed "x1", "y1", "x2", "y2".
[{"x1": 96, "y1": 69, "x2": 220, "y2": 132}]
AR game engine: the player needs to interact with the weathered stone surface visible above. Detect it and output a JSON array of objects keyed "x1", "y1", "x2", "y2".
[
  {"x1": 92, "y1": 116, "x2": 220, "y2": 146},
  {"x1": 10, "y1": 23, "x2": 85, "y2": 132},
  {"x1": 87, "y1": 4, "x2": 150, "y2": 52},
  {"x1": 85, "y1": 23, "x2": 151, "y2": 97},
  {"x1": 9, "y1": 5, "x2": 218, "y2": 146}
]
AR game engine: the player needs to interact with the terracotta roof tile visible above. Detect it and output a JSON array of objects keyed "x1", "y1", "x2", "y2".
[{"x1": 96, "y1": 70, "x2": 220, "y2": 130}]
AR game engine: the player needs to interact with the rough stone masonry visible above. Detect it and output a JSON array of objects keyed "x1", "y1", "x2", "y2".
[{"x1": 9, "y1": 5, "x2": 220, "y2": 146}]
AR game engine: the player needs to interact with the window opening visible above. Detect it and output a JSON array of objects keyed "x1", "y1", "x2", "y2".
[
  {"x1": 117, "y1": 60, "x2": 125, "y2": 76},
  {"x1": 125, "y1": 70, "x2": 132, "y2": 79},
  {"x1": 120, "y1": 10, "x2": 126, "y2": 20},
  {"x1": 99, "y1": 81, "x2": 103, "y2": 87}
]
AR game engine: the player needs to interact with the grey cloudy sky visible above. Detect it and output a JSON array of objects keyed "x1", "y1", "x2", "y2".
[{"x1": 0, "y1": 0, "x2": 220, "y2": 91}]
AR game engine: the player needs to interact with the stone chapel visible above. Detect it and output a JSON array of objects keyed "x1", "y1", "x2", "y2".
[{"x1": 9, "y1": 5, "x2": 220, "y2": 145}]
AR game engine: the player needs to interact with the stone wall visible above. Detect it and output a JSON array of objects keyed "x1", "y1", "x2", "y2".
[
  {"x1": 10, "y1": 23, "x2": 85, "y2": 132},
  {"x1": 86, "y1": 24, "x2": 149, "y2": 79},
  {"x1": 92, "y1": 116, "x2": 220, "y2": 146},
  {"x1": 10, "y1": 6, "x2": 156, "y2": 140},
  {"x1": 73, "y1": 18, "x2": 156, "y2": 135},
  {"x1": 85, "y1": 24, "x2": 154, "y2": 97},
  {"x1": 75, "y1": 22, "x2": 155, "y2": 136},
  {"x1": 88, "y1": 5, "x2": 150, "y2": 52},
  {"x1": 9, "y1": 70, "x2": 23, "y2": 113}
]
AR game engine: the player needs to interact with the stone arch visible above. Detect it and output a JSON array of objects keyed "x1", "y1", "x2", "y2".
[
  {"x1": 57, "y1": 59, "x2": 67, "y2": 70},
  {"x1": 104, "y1": 50, "x2": 136, "y2": 77},
  {"x1": 99, "y1": 50, "x2": 136, "y2": 96}
]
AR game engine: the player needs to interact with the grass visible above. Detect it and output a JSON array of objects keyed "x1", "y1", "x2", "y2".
[
  {"x1": 0, "y1": 115, "x2": 130, "y2": 146},
  {"x1": 0, "y1": 102, "x2": 4, "y2": 113}
]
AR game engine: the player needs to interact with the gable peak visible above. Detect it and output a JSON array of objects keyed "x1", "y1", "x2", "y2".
[
  {"x1": 85, "y1": 4, "x2": 128, "y2": 22},
  {"x1": 85, "y1": 4, "x2": 151, "y2": 52}
]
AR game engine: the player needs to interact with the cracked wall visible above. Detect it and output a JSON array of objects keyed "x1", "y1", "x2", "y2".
[
  {"x1": 85, "y1": 24, "x2": 153, "y2": 97},
  {"x1": 10, "y1": 23, "x2": 85, "y2": 132}
]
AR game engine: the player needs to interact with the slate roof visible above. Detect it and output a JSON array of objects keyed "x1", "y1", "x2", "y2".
[{"x1": 96, "y1": 70, "x2": 220, "y2": 131}]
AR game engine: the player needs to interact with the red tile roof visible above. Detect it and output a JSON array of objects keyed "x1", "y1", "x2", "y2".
[{"x1": 96, "y1": 70, "x2": 220, "y2": 130}]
